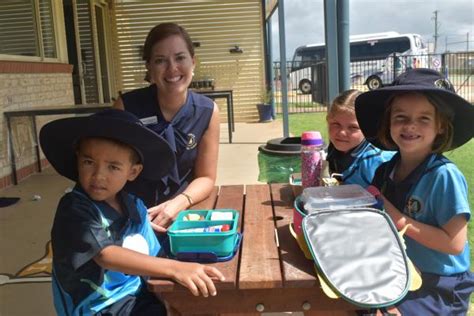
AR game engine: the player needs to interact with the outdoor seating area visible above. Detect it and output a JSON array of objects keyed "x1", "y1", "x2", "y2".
[{"x1": 1, "y1": 1, "x2": 473, "y2": 315}]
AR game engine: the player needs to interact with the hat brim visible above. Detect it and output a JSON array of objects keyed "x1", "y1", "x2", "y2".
[
  {"x1": 39, "y1": 115, "x2": 175, "y2": 181},
  {"x1": 355, "y1": 85, "x2": 474, "y2": 150}
]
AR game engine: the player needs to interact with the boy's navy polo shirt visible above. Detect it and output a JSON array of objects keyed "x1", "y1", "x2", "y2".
[{"x1": 51, "y1": 186, "x2": 161, "y2": 315}]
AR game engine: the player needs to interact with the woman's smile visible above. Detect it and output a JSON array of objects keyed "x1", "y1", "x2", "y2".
[{"x1": 165, "y1": 75, "x2": 183, "y2": 83}]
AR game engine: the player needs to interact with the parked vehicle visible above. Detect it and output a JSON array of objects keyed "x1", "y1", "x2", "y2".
[
  {"x1": 355, "y1": 53, "x2": 430, "y2": 90},
  {"x1": 290, "y1": 32, "x2": 428, "y2": 93}
]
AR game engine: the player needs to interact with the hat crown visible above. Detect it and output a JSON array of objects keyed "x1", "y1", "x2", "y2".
[
  {"x1": 39, "y1": 108, "x2": 175, "y2": 182},
  {"x1": 393, "y1": 68, "x2": 455, "y2": 93}
]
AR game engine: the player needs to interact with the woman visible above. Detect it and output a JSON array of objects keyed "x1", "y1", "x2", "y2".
[{"x1": 113, "y1": 23, "x2": 220, "y2": 233}]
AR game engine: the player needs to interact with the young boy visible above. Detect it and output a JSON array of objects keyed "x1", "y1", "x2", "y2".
[
  {"x1": 39, "y1": 109, "x2": 224, "y2": 315},
  {"x1": 326, "y1": 89, "x2": 395, "y2": 187}
]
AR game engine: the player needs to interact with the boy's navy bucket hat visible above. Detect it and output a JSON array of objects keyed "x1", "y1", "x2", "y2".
[
  {"x1": 39, "y1": 108, "x2": 175, "y2": 182},
  {"x1": 355, "y1": 68, "x2": 474, "y2": 150}
]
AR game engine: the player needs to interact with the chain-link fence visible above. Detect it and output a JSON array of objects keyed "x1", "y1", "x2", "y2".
[{"x1": 272, "y1": 51, "x2": 474, "y2": 114}]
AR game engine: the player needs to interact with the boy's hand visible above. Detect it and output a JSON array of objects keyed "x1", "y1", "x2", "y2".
[{"x1": 172, "y1": 262, "x2": 225, "y2": 297}]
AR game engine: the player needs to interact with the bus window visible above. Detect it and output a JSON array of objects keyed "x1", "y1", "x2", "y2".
[
  {"x1": 305, "y1": 47, "x2": 325, "y2": 61},
  {"x1": 292, "y1": 46, "x2": 325, "y2": 71},
  {"x1": 351, "y1": 37, "x2": 411, "y2": 60},
  {"x1": 292, "y1": 49, "x2": 303, "y2": 71}
]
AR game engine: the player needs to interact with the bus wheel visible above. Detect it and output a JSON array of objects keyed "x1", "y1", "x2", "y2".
[
  {"x1": 366, "y1": 76, "x2": 382, "y2": 90},
  {"x1": 299, "y1": 79, "x2": 312, "y2": 94}
]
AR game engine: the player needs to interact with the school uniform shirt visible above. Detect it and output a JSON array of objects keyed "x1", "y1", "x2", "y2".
[
  {"x1": 121, "y1": 85, "x2": 214, "y2": 207},
  {"x1": 326, "y1": 139, "x2": 395, "y2": 188},
  {"x1": 51, "y1": 186, "x2": 161, "y2": 316},
  {"x1": 372, "y1": 153, "x2": 471, "y2": 276}
]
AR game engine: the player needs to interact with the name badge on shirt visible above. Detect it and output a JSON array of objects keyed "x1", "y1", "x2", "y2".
[{"x1": 140, "y1": 116, "x2": 158, "y2": 125}]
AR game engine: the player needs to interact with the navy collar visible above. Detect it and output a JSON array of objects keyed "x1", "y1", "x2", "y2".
[
  {"x1": 350, "y1": 139, "x2": 371, "y2": 157},
  {"x1": 150, "y1": 84, "x2": 193, "y2": 125},
  {"x1": 148, "y1": 85, "x2": 192, "y2": 184},
  {"x1": 327, "y1": 139, "x2": 368, "y2": 174},
  {"x1": 381, "y1": 153, "x2": 437, "y2": 211}
]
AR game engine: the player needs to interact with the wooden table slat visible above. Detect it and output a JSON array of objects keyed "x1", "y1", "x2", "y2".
[
  {"x1": 239, "y1": 185, "x2": 282, "y2": 289},
  {"x1": 271, "y1": 184, "x2": 318, "y2": 288},
  {"x1": 210, "y1": 185, "x2": 245, "y2": 290},
  {"x1": 160, "y1": 288, "x2": 356, "y2": 314}
]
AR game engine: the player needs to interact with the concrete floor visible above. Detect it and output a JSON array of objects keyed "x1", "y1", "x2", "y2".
[{"x1": 0, "y1": 121, "x2": 287, "y2": 316}]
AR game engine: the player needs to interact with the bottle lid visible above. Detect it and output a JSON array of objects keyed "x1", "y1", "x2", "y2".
[{"x1": 301, "y1": 131, "x2": 323, "y2": 146}]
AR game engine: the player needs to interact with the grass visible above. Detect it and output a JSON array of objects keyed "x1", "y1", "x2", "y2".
[{"x1": 284, "y1": 112, "x2": 474, "y2": 272}]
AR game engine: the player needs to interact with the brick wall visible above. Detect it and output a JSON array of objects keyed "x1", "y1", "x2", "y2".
[{"x1": 0, "y1": 61, "x2": 74, "y2": 189}]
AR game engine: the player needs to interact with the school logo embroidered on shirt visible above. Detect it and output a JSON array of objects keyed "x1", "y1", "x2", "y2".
[
  {"x1": 406, "y1": 197, "x2": 422, "y2": 217},
  {"x1": 186, "y1": 133, "x2": 197, "y2": 150}
]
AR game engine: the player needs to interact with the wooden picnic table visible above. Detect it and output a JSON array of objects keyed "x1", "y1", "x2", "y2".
[{"x1": 148, "y1": 184, "x2": 358, "y2": 315}]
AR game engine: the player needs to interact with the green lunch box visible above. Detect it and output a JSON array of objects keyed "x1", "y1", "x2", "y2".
[{"x1": 167, "y1": 209, "x2": 240, "y2": 259}]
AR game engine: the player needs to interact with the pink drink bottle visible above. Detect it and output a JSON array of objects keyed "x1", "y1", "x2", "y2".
[{"x1": 301, "y1": 131, "x2": 323, "y2": 188}]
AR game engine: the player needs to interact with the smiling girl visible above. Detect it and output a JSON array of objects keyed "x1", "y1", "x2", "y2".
[
  {"x1": 356, "y1": 69, "x2": 474, "y2": 315},
  {"x1": 326, "y1": 89, "x2": 394, "y2": 187}
]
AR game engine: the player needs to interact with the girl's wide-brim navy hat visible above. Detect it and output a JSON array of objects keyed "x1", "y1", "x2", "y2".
[
  {"x1": 39, "y1": 108, "x2": 175, "y2": 181},
  {"x1": 355, "y1": 68, "x2": 474, "y2": 150}
]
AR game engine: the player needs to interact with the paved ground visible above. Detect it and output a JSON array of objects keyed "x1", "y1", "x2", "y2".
[{"x1": 0, "y1": 121, "x2": 287, "y2": 316}]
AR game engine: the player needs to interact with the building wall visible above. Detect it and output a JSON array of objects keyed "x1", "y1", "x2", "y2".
[
  {"x1": 0, "y1": 62, "x2": 74, "y2": 188},
  {"x1": 111, "y1": 0, "x2": 266, "y2": 122}
]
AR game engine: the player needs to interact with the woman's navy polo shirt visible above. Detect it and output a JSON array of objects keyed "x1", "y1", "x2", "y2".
[{"x1": 121, "y1": 85, "x2": 214, "y2": 206}]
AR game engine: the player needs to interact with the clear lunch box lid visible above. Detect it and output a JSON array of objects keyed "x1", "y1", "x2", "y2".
[{"x1": 301, "y1": 184, "x2": 377, "y2": 213}]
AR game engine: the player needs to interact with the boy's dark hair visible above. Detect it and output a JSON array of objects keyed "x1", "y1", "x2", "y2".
[
  {"x1": 377, "y1": 92, "x2": 454, "y2": 153},
  {"x1": 142, "y1": 22, "x2": 194, "y2": 63},
  {"x1": 76, "y1": 137, "x2": 142, "y2": 165}
]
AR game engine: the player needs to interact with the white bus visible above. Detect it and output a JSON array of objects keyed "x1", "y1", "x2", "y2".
[{"x1": 290, "y1": 32, "x2": 428, "y2": 93}]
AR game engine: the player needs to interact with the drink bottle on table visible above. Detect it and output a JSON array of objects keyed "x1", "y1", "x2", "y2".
[{"x1": 301, "y1": 131, "x2": 324, "y2": 188}]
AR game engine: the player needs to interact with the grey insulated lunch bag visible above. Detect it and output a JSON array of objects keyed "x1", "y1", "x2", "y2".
[{"x1": 302, "y1": 207, "x2": 421, "y2": 308}]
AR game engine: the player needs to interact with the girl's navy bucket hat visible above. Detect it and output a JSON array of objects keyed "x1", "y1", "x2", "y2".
[
  {"x1": 355, "y1": 68, "x2": 474, "y2": 150},
  {"x1": 39, "y1": 108, "x2": 175, "y2": 181}
]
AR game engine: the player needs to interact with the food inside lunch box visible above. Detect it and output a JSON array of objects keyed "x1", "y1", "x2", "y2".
[
  {"x1": 168, "y1": 209, "x2": 240, "y2": 259},
  {"x1": 173, "y1": 224, "x2": 231, "y2": 233},
  {"x1": 183, "y1": 213, "x2": 205, "y2": 221},
  {"x1": 210, "y1": 211, "x2": 234, "y2": 220}
]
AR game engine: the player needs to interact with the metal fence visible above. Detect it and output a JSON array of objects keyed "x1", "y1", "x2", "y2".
[{"x1": 272, "y1": 51, "x2": 474, "y2": 114}]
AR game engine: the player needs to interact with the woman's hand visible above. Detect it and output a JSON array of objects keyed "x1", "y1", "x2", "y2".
[
  {"x1": 172, "y1": 262, "x2": 225, "y2": 297},
  {"x1": 147, "y1": 194, "x2": 190, "y2": 232}
]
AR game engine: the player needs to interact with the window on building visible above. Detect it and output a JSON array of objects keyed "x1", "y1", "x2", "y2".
[{"x1": 0, "y1": 0, "x2": 57, "y2": 58}]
